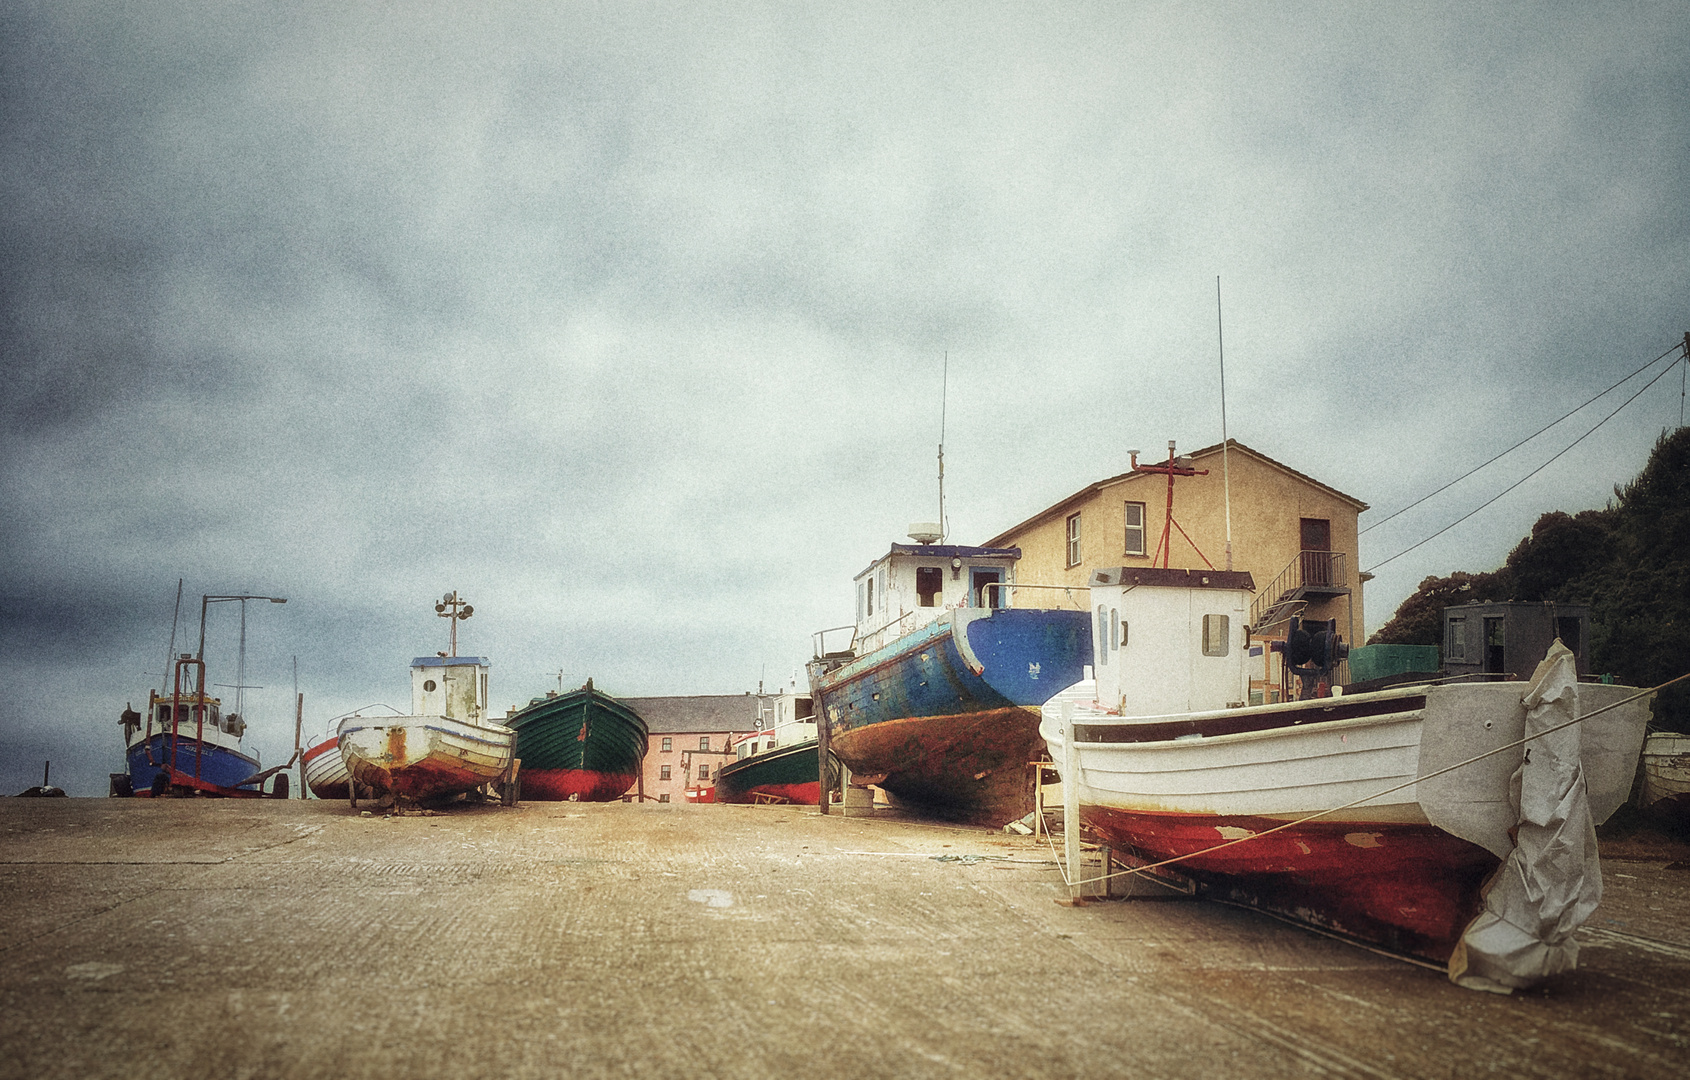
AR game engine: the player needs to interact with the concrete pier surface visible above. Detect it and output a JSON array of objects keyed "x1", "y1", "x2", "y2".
[{"x1": 3, "y1": 799, "x2": 1689, "y2": 1080}]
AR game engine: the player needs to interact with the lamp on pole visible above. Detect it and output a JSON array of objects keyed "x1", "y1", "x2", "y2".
[{"x1": 436, "y1": 591, "x2": 473, "y2": 657}]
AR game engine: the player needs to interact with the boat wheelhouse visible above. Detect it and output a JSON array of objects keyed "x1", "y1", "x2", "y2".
[{"x1": 808, "y1": 537, "x2": 1092, "y2": 823}]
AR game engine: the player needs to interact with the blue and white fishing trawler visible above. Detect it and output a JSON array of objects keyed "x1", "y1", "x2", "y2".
[
  {"x1": 806, "y1": 526, "x2": 1092, "y2": 823},
  {"x1": 116, "y1": 590, "x2": 288, "y2": 798}
]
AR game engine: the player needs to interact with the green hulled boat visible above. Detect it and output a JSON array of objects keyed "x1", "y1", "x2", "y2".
[
  {"x1": 506, "y1": 679, "x2": 648, "y2": 801},
  {"x1": 715, "y1": 721, "x2": 839, "y2": 805}
]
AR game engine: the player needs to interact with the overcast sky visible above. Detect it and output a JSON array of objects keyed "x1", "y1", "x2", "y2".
[{"x1": 4, "y1": 2, "x2": 1686, "y2": 795}]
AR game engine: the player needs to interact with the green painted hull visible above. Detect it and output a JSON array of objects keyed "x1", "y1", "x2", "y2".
[
  {"x1": 506, "y1": 684, "x2": 649, "y2": 801},
  {"x1": 715, "y1": 741, "x2": 838, "y2": 805}
]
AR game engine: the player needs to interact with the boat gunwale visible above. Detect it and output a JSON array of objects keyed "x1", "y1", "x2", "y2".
[
  {"x1": 1072, "y1": 690, "x2": 1428, "y2": 745},
  {"x1": 717, "y1": 738, "x2": 822, "y2": 781}
]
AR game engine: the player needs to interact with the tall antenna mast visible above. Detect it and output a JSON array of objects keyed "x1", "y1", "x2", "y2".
[
  {"x1": 161, "y1": 578, "x2": 183, "y2": 694},
  {"x1": 1217, "y1": 276, "x2": 1233, "y2": 572},
  {"x1": 938, "y1": 351, "x2": 948, "y2": 542}
]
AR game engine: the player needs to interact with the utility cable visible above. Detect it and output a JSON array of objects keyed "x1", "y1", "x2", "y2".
[
  {"x1": 1363, "y1": 358, "x2": 1681, "y2": 574},
  {"x1": 1361, "y1": 342, "x2": 1684, "y2": 536}
]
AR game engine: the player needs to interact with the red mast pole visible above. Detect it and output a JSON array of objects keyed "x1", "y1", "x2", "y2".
[{"x1": 1130, "y1": 441, "x2": 1209, "y2": 570}]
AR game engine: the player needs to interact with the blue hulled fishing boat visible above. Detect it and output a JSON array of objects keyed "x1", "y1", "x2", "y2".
[{"x1": 807, "y1": 536, "x2": 1091, "y2": 823}]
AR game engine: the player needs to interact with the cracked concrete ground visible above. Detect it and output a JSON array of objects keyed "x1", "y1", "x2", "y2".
[{"x1": 2, "y1": 798, "x2": 1688, "y2": 1079}]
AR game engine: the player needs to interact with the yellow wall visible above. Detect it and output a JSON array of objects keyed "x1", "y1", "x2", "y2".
[{"x1": 992, "y1": 444, "x2": 1365, "y2": 640}]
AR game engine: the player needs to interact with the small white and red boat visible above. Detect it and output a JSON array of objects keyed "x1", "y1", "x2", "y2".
[
  {"x1": 1639, "y1": 732, "x2": 1690, "y2": 821},
  {"x1": 1043, "y1": 566, "x2": 1651, "y2": 988},
  {"x1": 302, "y1": 730, "x2": 351, "y2": 800},
  {"x1": 337, "y1": 595, "x2": 514, "y2": 805}
]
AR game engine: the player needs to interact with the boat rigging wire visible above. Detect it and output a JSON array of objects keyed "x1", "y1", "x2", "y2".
[
  {"x1": 1361, "y1": 340, "x2": 1684, "y2": 537},
  {"x1": 1363, "y1": 356, "x2": 1683, "y2": 574},
  {"x1": 1047, "y1": 670, "x2": 1690, "y2": 893}
]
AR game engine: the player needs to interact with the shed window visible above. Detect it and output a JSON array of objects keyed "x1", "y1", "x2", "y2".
[
  {"x1": 1446, "y1": 617, "x2": 1466, "y2": 661},
  {"x1": 916, "y1": 567, "x2": 943, "y2": 607},
  {"x1": 1202, "y1": 615, "x2": 1230, "y2": 657},
  {"x1": 1066, "y1": 512, "x2": 1082, "y2": 567},
  {"x1": 1124, "y1": 502, "x2": 1146, "y2": 556}
]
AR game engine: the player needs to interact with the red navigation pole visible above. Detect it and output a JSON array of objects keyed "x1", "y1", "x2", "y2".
[{"x1": 1130, "y1": 440, "x2": 1214, "y2": 570}]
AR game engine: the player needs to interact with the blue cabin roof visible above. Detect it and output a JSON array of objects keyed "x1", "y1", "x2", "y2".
[{"x1": 410, "y1": 656, "x2": 491, "y2": 668}]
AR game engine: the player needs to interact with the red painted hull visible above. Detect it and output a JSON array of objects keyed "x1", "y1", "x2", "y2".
[
  {"x1": 520, "y1": 767, "x2": 638, "y2": 802},
  {"x1": 1086, "y1": 807, "x2": 1500, "y2": 963},
  {"x1": 719, "y1": 780, "x2": 822, "y2": 806},
  {"x1": 828, "y1": 706, "x2": 1039, "y2": 823}
]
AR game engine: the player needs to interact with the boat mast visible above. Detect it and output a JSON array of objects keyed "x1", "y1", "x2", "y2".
[
  {"x1": 161, "y1": 578, "x2": 183, "y2": 694},
  {"x1": 938, "y1": 351, "x2": 948, "y2": 542},
  {"x1": 436, "y1": 591, "x2": 473, "y2": 657},
  {"x1": 1217, "y1": 277, "x2": 1233, "y2": 571}
]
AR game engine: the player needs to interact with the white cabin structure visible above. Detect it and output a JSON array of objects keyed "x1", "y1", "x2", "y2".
[
  {"x1": 849, "y1": 543, "x2": 1023, "y2": 654},
  {"x1": 410, "y1": 656, "x2": 490, "y2": 723},
  {"x1": 1088, "y1": 567, "x2": 1255, "y2": 716}
]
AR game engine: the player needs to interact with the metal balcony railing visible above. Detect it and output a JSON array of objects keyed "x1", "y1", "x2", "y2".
[{"x1": 1250, "y1": 550, "x2": 1349, "y2": 632}]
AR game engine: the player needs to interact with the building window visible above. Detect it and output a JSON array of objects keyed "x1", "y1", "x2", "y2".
[
  {"x1": 659, "y1": 793, "x2": 670, "y2": 803},
  {"x1": 916, "y1": 566, "x2": 942, "y2": 607},
  {"x1": 1202, "y1": 614, "x2": 1230, "y2": 657},
  {"x1": 1112, "y1": 608, "x2": 1121, "y2": 650},
  {"x1": 1446, "y1": 617, "x2": 1466, "y2": 660},
  {"x1": 659, "y1": 765, "x2": 671, "y2": 780},
  {"x1": 1124, "y1": 502, "x2": 1146, "y2": 556},
  {"x1": 698, "y1": 764, "x2": 710, "y2": 780},
  {"x1": 866, "y1": 576, "x2": 875, "y2": 618},
  {"x1": 699, "y1": 736, "x2": 710, "y2": 751},
  {"x1": 1066, "y1": 512, "x2": 1082, "y2": 567},
  {"x1": 661, "y1": 737, "x2": 672, "y2": 752}
]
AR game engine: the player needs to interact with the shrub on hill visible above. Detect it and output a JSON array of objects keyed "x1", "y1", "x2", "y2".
[{"x1": 1369, "y1": 427, "x2": 1690, "y2": 729}]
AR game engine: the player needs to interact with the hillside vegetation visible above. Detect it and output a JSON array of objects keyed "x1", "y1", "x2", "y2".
[{"x1": 1370, "y1": 427, "x2": 1690, "y2": 728}]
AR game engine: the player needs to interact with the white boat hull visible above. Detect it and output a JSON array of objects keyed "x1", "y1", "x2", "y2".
[
  {"x1": 338, "y1": 714, "x2": 514, "y2": 802},
  {"x1": 1042, "y1": 679, "x2": 1651, "y2": 962}
]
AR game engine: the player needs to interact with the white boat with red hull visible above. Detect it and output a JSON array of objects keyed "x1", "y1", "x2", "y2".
[{"x1": 1043, "y1": 566, "x2": 1651, "y2": 987}]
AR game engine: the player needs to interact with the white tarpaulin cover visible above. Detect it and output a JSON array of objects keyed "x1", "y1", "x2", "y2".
[{"x1": 1448, "y1": 641, "x2": 1602, "y2": 993}]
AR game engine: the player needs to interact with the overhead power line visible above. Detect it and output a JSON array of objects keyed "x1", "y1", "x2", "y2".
[
  {"x1": 1361, "y1": 341, "x2": 1686, "y2": 536},
  {"x1": 1364, "y1": 353, "x2": 1683, "y2": 575}
]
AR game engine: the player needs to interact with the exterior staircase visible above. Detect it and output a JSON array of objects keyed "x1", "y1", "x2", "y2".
[{"x1": 1249, "y1": 550, "x2": 1350, "y2": 633}]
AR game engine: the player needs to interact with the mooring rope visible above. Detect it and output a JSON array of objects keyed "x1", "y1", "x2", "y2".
[{"x1": 1049, "y1": 672, "x2": 1690, "y2": 892}]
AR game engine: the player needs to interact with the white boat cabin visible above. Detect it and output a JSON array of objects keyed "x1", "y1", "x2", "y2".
[
  {"x1": 1088, "y1": 567, "x2": 1255, "y2": 717},
  {"x1": 733, "y1": 720, "x2": 820, "y2": 760},
  {"x1": 852, "y1": 542, "x2": 1020, "y2": 651},
  {"x1": 410, "y1": 656, "x2": 490, "y2": 724}
]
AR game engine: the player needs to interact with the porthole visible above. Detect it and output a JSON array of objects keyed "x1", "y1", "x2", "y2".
[{"x1": 423, "y1": 679, "x2": 437, "y2": 692}]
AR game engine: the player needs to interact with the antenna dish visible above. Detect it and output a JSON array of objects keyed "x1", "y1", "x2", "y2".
[{"x1": 908, "y1": 522, "x2": 941, "y2": 544}]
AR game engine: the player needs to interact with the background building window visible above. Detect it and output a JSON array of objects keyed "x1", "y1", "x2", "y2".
[
  {"x1": 659, "y1": 765, "x2": 671, "y2": 780},
  {"x1": 1124, "y1": 502, "x2": 1146, "y2": 556},
  {"x1": 659, "y1": 794, "x2": 670, "y2": 803},
  {"x1": 1066, "y1": 512, "x2": 1082, "y2": 567},
  {"x1": 661, "y1": 737, "x2": 672, "y2": 752},
  {"x1": 698, "y1": 764, "x2": 710, "y2": 780},
  {"x1": 1446, "y1": 617, "x2": 1466, "y2": 660},
  {"x1": 699, "y1": 736, "x2": 710, "y2": 751}
]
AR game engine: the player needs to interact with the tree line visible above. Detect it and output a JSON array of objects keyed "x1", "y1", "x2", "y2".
[{"x1": 1370, "y1": 426, "x2": 1690, "y2": 729}]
